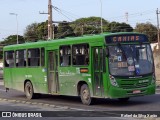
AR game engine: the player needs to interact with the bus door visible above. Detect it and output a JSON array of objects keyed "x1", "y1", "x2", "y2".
[
  {"x1": 92, "y1": 47, "x2": 104, "y2": 97},
  {"x1": 47, "y1": 50, "x2": 59, "y2": 94}
]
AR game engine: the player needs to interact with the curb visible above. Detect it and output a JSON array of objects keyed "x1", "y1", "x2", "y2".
[{"x1": 0, "y1": 97, "x2": 71, "y2": 111}]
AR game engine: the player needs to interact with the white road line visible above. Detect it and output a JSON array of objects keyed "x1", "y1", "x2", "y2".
[
  {"x1": 70, "y1": 107, "x2": 87, "y2": 111},
  {"x1": 0, "y1": 82, "x2": 4, "y2": 85},
  {"x1": 0, "y1": 89, "x2": 6, "y2": 91}
]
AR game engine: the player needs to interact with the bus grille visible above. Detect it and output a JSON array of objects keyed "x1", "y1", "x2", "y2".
[{"x1": 118, "y1": 78, "x2": 150, "y2": 89}]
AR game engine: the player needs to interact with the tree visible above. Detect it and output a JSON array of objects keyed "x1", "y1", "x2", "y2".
[
  {"x1": 70, "y1": 17, "x2": 109, "y2": 36},
  {"x1": 134, "y1": 22, "x2": 157, "y2": 42},
  {"x1": 70, "y1": 17, "x2": 133, "y2": 36},
  {"x1": 24, "y1": 22, "x2": 40, "y2": 41},
  {"x1": 36, "y1": 21, "x2": 48, "y2": 40},
  {"x1": 24, "y1": 20, "x2": 59, "y2": 40},
  {"x1": 24, "y1": 21, "x2": 51, "y2": 41},
  {"x1": 108, "y1": 21, "x2": 133, "y2": 32},
  {"x1": 0, "y1": 35, "x2": 25, "y2": 59},
  {"x1": 55, "y1": 22, "x2": 74, "y2": 38},
  {"x1": 0, "y1": 35, "x2": 25, "y2": 45}
]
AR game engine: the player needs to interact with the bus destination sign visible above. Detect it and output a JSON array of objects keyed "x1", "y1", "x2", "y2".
[{"x1": 105, "y1": 34, "x2": 148, "y2": 44}]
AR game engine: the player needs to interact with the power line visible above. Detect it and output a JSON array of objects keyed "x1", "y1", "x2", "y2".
[
  {"x1": 52, "y1": 6, "x2": 81, "y2": 20},
  {"x1": 51, "y1": 5, "x2": 157, "y2": 33},
  {"x1": 53, "y1": 6, "x2": 74, "y2": 22},
  {"x1": 109, "y1": 9, "x2": 155, "y2": 20}
]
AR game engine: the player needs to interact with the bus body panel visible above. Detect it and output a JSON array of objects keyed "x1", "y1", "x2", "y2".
[
  {"x1": 107, "y1": 75, "x2": 155, "y2": 98},
  {"x1": 4, "y1": 68, "x2": 14, "y2": 89},
  {"x1": 108, "y1": 84, "x2": 155, "y2": 98},
  {"x1": 3, "y1": 32, "x2": 156, "y2": 102},
  {"x1": 58, "y1": 66, "x2": 91, "y2": 96},
  {"x1": 26, "y1": 67, "x2": 48, "y2": 93}
]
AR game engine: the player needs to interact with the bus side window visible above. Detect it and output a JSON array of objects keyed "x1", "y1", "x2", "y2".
[
  {"x1": 59, "y1": 45, "x2": 71, "y2": 66},
  {"x1": 72, "y1": 44, "x2": 89, "y2": 66},
  {"x1": 4, "y1": 51, "x2": 15, "y2": 68},
  {"x1": 16, "y1": 50, "x2": 26, "y2": 67},
  {"x1": 28, "y1": 48, "x2": 40, "y2": 67}
]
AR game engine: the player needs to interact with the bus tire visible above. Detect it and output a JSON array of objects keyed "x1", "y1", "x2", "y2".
[
  {"x1": 24, "y1": 81, "x2": 35, "y2": 100},
  {"x1": 80, "y1": 84, "x2": 92, "y2": 105},
  {"x1": 118, "y1": 97, "x2": 130, "y2": 102}
]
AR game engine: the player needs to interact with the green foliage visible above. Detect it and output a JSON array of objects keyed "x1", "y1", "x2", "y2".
[
  {"x1": 134, "y1": 22, "x2": 157, "y2": 42},
  {"x1": 23, "y1": 17, "x2": 133, "y2": 41},
  {"x1": 70, "y1": 16, "x2": 109, "y2": 36},
  {"x1": 55, "y1": 22, "x2": 75, "y2": 38},
  {"x1": 0, "y1": 35, "x2": 25, "y2": 45},
  {"x1": 0, "y1": 35, "x2": 25, "y2": 59},
  {"x1": 24, "y1": 22, "x2": 43, "y2": 41},
  {"x1": 2, "y1": 17, "x2": 134, "y2": 45},
  {"x1": 36, "y1": 21, "x2": 48, "y2": 40},
  {"x1": 70, "y1": 17, "x2": 133, "y2": 36},
  {"x1": 108, "y1": 21, "x2": 133, "y2": 32}
]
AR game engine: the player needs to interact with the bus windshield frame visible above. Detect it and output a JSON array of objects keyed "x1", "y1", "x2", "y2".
[{"x1": 108, "y1": 43, "x2": 154, "y2": 77}]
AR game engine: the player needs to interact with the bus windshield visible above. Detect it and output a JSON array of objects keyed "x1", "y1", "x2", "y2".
[{"x1": 108, "y1": 44, "x2": 153, "y2": 76}]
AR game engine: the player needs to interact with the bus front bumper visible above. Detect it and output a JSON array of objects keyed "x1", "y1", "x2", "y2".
[{"x1": 108, "y1": 84, "x2": 156, "y2": 99}]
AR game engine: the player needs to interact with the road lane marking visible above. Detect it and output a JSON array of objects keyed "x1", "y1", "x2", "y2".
[
  {"x1": 0, "y1": 89, "x2": 5, "y2": 91},
  {"x1": 70, "y1": 108, "x2": 87, "y2": 111},
  {"x1": 0, "y1": 81, "x2": 4, "y2": 85}
]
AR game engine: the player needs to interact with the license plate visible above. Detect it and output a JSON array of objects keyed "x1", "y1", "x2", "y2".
[{"x1": 133, "y1": 90, "x2": 141, "y2": 94}]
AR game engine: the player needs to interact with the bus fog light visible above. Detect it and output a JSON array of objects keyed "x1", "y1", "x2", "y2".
[{"x1": 109, "y1": 75, "x2": 118, "y2": 87}]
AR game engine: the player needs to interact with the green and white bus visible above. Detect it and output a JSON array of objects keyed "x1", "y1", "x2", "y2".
[{"x1": 3, "y1": 32, "x2": 156, "y2": 105}]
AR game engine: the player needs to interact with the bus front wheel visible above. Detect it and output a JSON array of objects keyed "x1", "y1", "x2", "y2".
[
  {"x1": 80, "y1": 84, "x2": 92, "y2": 105},
  {"x1": 24, "y1": 81, "x2": 35, "y2": 100}
]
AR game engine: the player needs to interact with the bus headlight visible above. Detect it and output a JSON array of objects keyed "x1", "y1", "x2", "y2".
[
  {"x1": 109, "y1": 75, "x2": 119, "y2": 87},
  {"x1": 152, "y1": 73, "x2": 156, "y2": 84}
]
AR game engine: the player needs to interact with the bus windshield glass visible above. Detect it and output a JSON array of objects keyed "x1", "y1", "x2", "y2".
[{"x1": 108, "y1": 44, "x2": 153, "y2": 76}]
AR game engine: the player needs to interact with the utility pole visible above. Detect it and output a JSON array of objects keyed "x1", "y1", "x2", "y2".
[
  {"x1": 156, "y1": 8, "x2": 160, "y2": 48},
  {"x1": 99, "y1": 0, "x2": 103, "y2": 33},
  {"x1": 40, "y1": 0, "x2": 54, "y2": 40},
  {"x1": 125, "y1": 12, "x2": 128, "y2": 24},
  {"x1": 48, "y1": 0, "x2": 54, "y2": 39},
  {"x1": 81, "y1": 24, "x2": 84, "y2": 36}
]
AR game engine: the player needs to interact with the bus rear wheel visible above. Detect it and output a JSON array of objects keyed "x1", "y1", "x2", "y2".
[
  {"x1": 24, "y1": 81, "x2": 35, "y2": 100},
  {"x1": 80, "y1": 84, "x2": 92, "y2": 105}
]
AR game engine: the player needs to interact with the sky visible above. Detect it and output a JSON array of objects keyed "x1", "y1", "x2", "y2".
[{"x1": 0, "y1": 0, "x2": 159, "y2": 40}]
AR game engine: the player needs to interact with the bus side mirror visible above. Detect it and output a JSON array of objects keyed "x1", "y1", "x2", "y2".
[{"x1": 105, "y1": 48, "x2": 109, "y2": 57}]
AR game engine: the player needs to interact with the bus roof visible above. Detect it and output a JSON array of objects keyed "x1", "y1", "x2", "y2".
[{"x1": 3, "y1": 32, "x2": 147, "y2": 51}]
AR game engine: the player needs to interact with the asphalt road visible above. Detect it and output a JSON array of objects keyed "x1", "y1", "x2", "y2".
[
  {"x1": 0, "y1": 98, "x2": 129, "y2": 120},
  {"x1": 0, "y1": 84, "x2": 160, "y2": 111},
  {"x1": 0, "y1": 75, "x2": 160, "y2": 119},
  {"x1": 1, "y1": 96, "x2": 153, "y2": 120}
]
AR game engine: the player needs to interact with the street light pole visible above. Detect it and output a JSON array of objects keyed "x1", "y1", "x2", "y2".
[
  {"x1": 156, "y1": 8, "x2": 160, "y2": 48},
  {"x1": 99, "y1": 0, "x2": 103, "y2": 33},
  {"x1": 10, "y1": 13, "x2": 18, "y2": 44}
]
